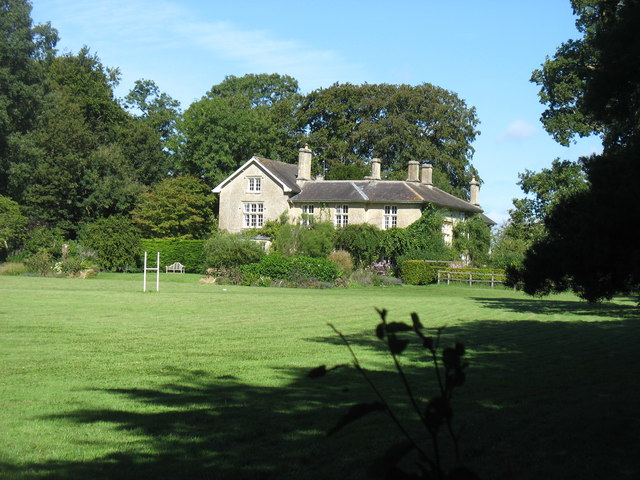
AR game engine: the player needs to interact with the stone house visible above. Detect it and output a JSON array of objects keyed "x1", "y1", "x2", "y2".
[{"x1": 212, "y1": 146, "x2": 494, "y2": 243}]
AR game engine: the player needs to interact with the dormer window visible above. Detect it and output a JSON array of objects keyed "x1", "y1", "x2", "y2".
[{"x1": 247, "y1": 177, "x2": 262, "y2": 193}]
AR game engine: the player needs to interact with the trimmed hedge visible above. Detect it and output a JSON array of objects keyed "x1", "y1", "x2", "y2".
[
  {"x1": 400, "y1": 260, "x2": 437, "y2": 285},
  {"x1": 240, "y1": 254, "x2": 342, "y2": 285},
  {"x1": 141, "y1": 238, "x2": 205, "y2": 273}
]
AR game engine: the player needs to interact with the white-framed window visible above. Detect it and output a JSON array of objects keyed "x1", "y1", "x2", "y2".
[
  {"x1": 247, "y1": 177, "x2": 262, "y2": 193},
  {"x1": 383, "y1": 205, "x2": 398, "y2": 229},
  {"x1": 243, "y1": 202, "x2": 264, "y2": 228},
  {"x1": 301, "y1": 205, "x2": 315, "y2": 225},
  {"x1": 335, "y1": 205, "x2": 349, "y2": 227}
]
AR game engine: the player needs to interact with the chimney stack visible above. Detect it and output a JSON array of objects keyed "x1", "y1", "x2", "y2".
[
  {"x1": 370, "y1": 158, "x2": 381, "y2": 180},
  {"x1": 470, "y1": 177, "x2": 480, "y2": 206},
  {"x1": 421, "y1": 163, "x2": 433, "y2": 186},
  {"x1": 407, "y1": 160, "x2": 420, "y2": 182},
  {"x1": 297, "y1": 145, "x2": 312, "y2": 182}
]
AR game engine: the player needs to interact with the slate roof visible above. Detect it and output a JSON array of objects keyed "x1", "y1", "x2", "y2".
[
  {"x1": 214, "y1": 157, "x2": 494, "y2": 223},
  {"x1": 254, "y1": 157, "x2": 300, "y2": 193},
  {"x1": 290, "y1": 180, "x2": 484, "y2": 214}
]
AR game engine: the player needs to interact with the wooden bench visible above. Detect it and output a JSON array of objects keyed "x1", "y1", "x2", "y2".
[{"x1": 165, "y1": 262, "x2": 185, "y2": 273}]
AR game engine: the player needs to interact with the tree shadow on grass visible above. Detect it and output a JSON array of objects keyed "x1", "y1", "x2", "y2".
[
  {"x1": 3, "y1": 365, "x2": 413, "y2": 480},
  {"x1": 471, "y1": 295, "x2": 639, "y2": 319},
  {"x1": 304, "y1": 309, "x2": 640, "y2": 480},
  {"x1": 4, "y1": 306, "x2": 640, "y2": 480}
]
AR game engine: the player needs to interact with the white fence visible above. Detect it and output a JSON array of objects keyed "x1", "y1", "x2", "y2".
[{"x1": 437, "y1": 270, "x2": 506, "y2": 288}]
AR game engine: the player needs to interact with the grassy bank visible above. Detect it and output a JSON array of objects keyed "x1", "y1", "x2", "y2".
[{"x1": 0, "y1": 273, "x2": 638, "y2": 479}]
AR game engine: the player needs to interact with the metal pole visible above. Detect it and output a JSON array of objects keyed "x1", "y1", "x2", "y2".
[{"x1": 156, "y1": 252, "x2": 160, "y2": 292}]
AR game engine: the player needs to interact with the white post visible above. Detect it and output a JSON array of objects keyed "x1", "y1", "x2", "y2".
[
  {"x1": 156, "y1": 251, "x2": 160, "y2": 292},
  {"x1": 143, "y1": 251, "x2": 148, "y2": 292},
  {"x1": 143, "y1": 251, "x2": 160, "y2": 292}
]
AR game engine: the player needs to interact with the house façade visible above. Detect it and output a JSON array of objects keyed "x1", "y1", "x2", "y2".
[{"x1": 212, "y1": 146, "x2": 495, "y2": 243}]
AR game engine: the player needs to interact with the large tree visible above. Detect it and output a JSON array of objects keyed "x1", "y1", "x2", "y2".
[
  {"x1": 174, "y1": 73, "x2": 302, "y2": 186},
  {"x1": 517, "y1": 0, "x2": 640, "y2": 301},
  {"x1": 8, "y1": 48, "x2": 142, "y2": 234},
  {"x1": 297, "y1": 82, "x2": 480, "y2": 196},
  {"x1": 0, "y1": 0, "x2": 57, "y2": 195},
  {"x1": 122, "y1": 79, "x2": 181, "y2": 184},
  {"x1": 492, "y1": 159, "x2": 586, "y2": 269}
]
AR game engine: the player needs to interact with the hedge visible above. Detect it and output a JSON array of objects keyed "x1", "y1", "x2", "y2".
[
  {"x1": 140, "y1": 238, "x2": 206, "y2": 273},
  {"x1": 400, "y1": 260, "x2": 437, "y2": 285},
  {"x1": 240, "y1": 254, "x2": 342, "y2": 285}
]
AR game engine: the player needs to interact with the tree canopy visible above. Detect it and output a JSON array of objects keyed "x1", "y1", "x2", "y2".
[
  {"x1": 174, "y1": 74, "x2": 302, "y2": 186},
  {"x1": 517, "y1": 0, "x2": 640, "y2": 301},
  {"x1": 297, "y1": 83, "x2": 480, "y2": 196},
  {"x1": 131, "y1": 175, "x2": 215, "y2": 239}
]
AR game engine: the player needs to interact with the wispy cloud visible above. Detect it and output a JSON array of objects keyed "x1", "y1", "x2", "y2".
[
  {"x1": 35, "y1": 0, "x2": 364, "y2": 92},
  {"x1": 497, "y1": 120, "x2": 538, "y2": 142}
]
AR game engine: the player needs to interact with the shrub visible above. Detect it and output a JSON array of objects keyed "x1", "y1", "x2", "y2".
[
  {"x1": 335, "y1": 224, "x2": 383, "y2": 266},
  {"x1": 273, "y1": 221, "x2": 336, "y2": 258},
  {"x1": 240, "y1": 254, "x2": 342, "y2": 286},
  {"x1": 349, "y1": 268, "x2": 402, "y2": 287},
  {"x1": 23, "y1": 226, "x2": 65, "y2": 257},
  {"x1": 328, "y1": 250, "x2": 354, "y2": 276},
  {"x1": 400, "y1": 260, "x2": 436, "y2": 285},
  {"x1": 80, "y1": 216, "x2": 142, "y2": 272},
  {"x1": 141, "y1": 238, "x2": 206, "y2": 273},
  {"x1": 24, "y1": 249, "x2": 54, "y2": 276},
  {"x1": 203, "y1": 231, "x2": 265, "y2": 268},
  {"x1": 290, "y1": 256, "x2": 342, "y2": 283}
]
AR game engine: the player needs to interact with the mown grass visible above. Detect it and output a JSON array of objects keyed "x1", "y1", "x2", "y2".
[{"x1": 0, "y1": 273, "x2": 638, "y2": 479}]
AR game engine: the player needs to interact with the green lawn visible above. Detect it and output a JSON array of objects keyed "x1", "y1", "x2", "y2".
[{"x1": 1, "y1": 273, "x2": 638, "y2": 479}]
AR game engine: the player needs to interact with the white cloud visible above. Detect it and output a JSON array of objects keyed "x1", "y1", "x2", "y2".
[
  {"x1": 34, "y1": 0, "x2": 364, "y2": 93},
  {"x1": 497, "y1": 120, "x2": 538, "y2": 142}
]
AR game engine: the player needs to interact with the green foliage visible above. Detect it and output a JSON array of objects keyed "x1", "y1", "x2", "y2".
[
  {"x1": 313, "y1": 310, "x2": 475, "y2": 479},
  {"x1": 203, "y1": 230, "x2": 265, "y2": 269},
  {"x1": 23, "y1": 226, "x2": 65, "y2": 256},
  {"x1": 489, "y1": 225, "x2": 530, "y2": 270},
  {"x1": 174, "y1": 74, "x2": 302, "y2": 186},
  {"x1": 379, "y1": 227, "x2": 412, "y2": 264},
  {"x1": 132, "y1": 175, "x2": 216, "y2": 239},
  {"x1": 8, "y1": 48, "x2": 142, "y2": 234},
  {"x1": 522, "y1": 1, "x2": 640, "y2": 301},
  {"x1": 0, "y1": 0, "x2": 58, "y2": 195},
  {"x1": 400, "y1": 260, "x2": 436, "y2": 285},
  {"x1": 80, "y1": 215, "x2": 141, "y2": 272},
  {"x1": 297, "y1": 82, "x2": 480, "y2": 196},
  {"x1": 0, "y1": 194, "x2": 28, "y2": 254},
  {"x1": 0, "y1": 262, "x2": 28, "y2": 276},
  {"x1": 335, "y1": 224, "x2": 383, "y2": 266},
  {"x1": 240, "y1": 254, "x2": 342, "y2": 286},
  {"x1": 273, "y1": 220, "x2": 336, "y2": 258},
  {"x1": 24, "y1": 249, "x2": 54, "y2": 276},
  {"x1": 289, "y1": 256, "x2": 342, "y2": 283},
  {"x1": 453, "y1": 214, "x2": 491, "y2": 266},
  {"x1": 402, "y1": 206, "x2": 452, "y2": 262},
  {"x1": 327, "y1": 250, "x2": 354, "y2": 276},
  {"x1": 140, "y1": 238, "x2": 205, "y2": 273}
]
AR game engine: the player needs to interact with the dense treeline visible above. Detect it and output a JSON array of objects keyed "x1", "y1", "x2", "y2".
[{"x1": 1, "y1": 0, "x2": 481, "y2": 254}]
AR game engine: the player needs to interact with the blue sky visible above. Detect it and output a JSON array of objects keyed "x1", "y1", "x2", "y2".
[{"x1": 31, "y1": 0, "x2": 602, "y2": 224}]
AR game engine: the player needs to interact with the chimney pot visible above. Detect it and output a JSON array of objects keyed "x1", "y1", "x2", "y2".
[
  {"x1": 297, "y1": 145, "x2": 312, "y2": 182},
  {"x1": 421, "y1": 163, "x2": 433, "y2": 186},
  {"x1": 370, "y1": 158, "x2": 381, "y2": 180},
  {"x1": 470, "y1": 177, "x2": 480, "y2": 206},
  {"x1": 407, "y1": 160, "x2": 420, "y2": 182}
]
